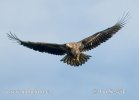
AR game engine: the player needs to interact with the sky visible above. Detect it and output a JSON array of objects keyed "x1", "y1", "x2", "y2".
[{"x1": 0, "y1": 0, "x2": 139, "y2": 100}]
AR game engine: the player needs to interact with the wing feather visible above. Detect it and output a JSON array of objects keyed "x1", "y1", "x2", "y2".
[
  {"x1": 7, "y1": 33, "x2": 66, "y2": 55},
  {"x1": 80, "y1": 13, "x2": 129, "y2": 51}
]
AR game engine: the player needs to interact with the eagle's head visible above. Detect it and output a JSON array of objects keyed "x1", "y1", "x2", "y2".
[{"x1": 66, "y1": 43, "x2": 72, "y2": 48}]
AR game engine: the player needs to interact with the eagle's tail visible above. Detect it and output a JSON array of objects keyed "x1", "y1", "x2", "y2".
[{"x1": 60, "y1": 53, "x2": 91, "y2": 67}]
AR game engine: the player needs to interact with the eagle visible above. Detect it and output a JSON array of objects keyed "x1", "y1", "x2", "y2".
[{"x1": 7, "y1": 13, "x2": 128, "y2": 67}]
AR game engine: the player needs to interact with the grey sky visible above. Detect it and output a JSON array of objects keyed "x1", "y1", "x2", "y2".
[{"x1": 0, "y1": 0, "x2": 138, "y2": 100}]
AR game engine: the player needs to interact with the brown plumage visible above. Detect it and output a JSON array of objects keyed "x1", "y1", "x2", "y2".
[{"x1": 7, "y1": 13, "x2": 129, "y2": 67}]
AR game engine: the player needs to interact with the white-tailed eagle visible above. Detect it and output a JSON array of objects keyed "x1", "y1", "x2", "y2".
[{"x1": 7, "y1": 13, "x2": 128, "y2": 67}]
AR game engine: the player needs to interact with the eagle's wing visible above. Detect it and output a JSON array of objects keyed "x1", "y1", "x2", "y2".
[
  {"x1": 7, "y1": 33, "x2": 67, "y2": 55},
  {"x1": 79, "y1": 13, "x2": 129, "y2": 52}
]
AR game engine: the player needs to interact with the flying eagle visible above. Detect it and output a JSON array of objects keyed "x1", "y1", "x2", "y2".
[{"x1": 7, "y1": 13, "x2": 128, "y2": 67}]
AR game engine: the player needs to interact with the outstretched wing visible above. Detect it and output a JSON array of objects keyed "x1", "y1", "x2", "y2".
[
  {"x1": 79, "y1": 13, "x2": 129, "y2": 52},
  {"x1": 7, "y1": 33, "x2": 67, "y2": 55}
]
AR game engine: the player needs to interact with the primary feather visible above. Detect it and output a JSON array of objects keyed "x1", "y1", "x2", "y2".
[
  {"x1": 7, "y1": 32, "x2": 66, "y2": 55},
  {"x1": 79, "y1": 12, "x2": 129, "y2": 51}
]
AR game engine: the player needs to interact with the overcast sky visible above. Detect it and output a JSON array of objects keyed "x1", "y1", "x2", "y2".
[{"x1": 0, "y1": 0, "x2": 138, "y2": 100}]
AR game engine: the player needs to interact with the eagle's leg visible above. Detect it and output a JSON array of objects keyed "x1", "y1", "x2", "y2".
[{"x1": 76, "y1": 54, "x2": 80, "y2": 61}]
